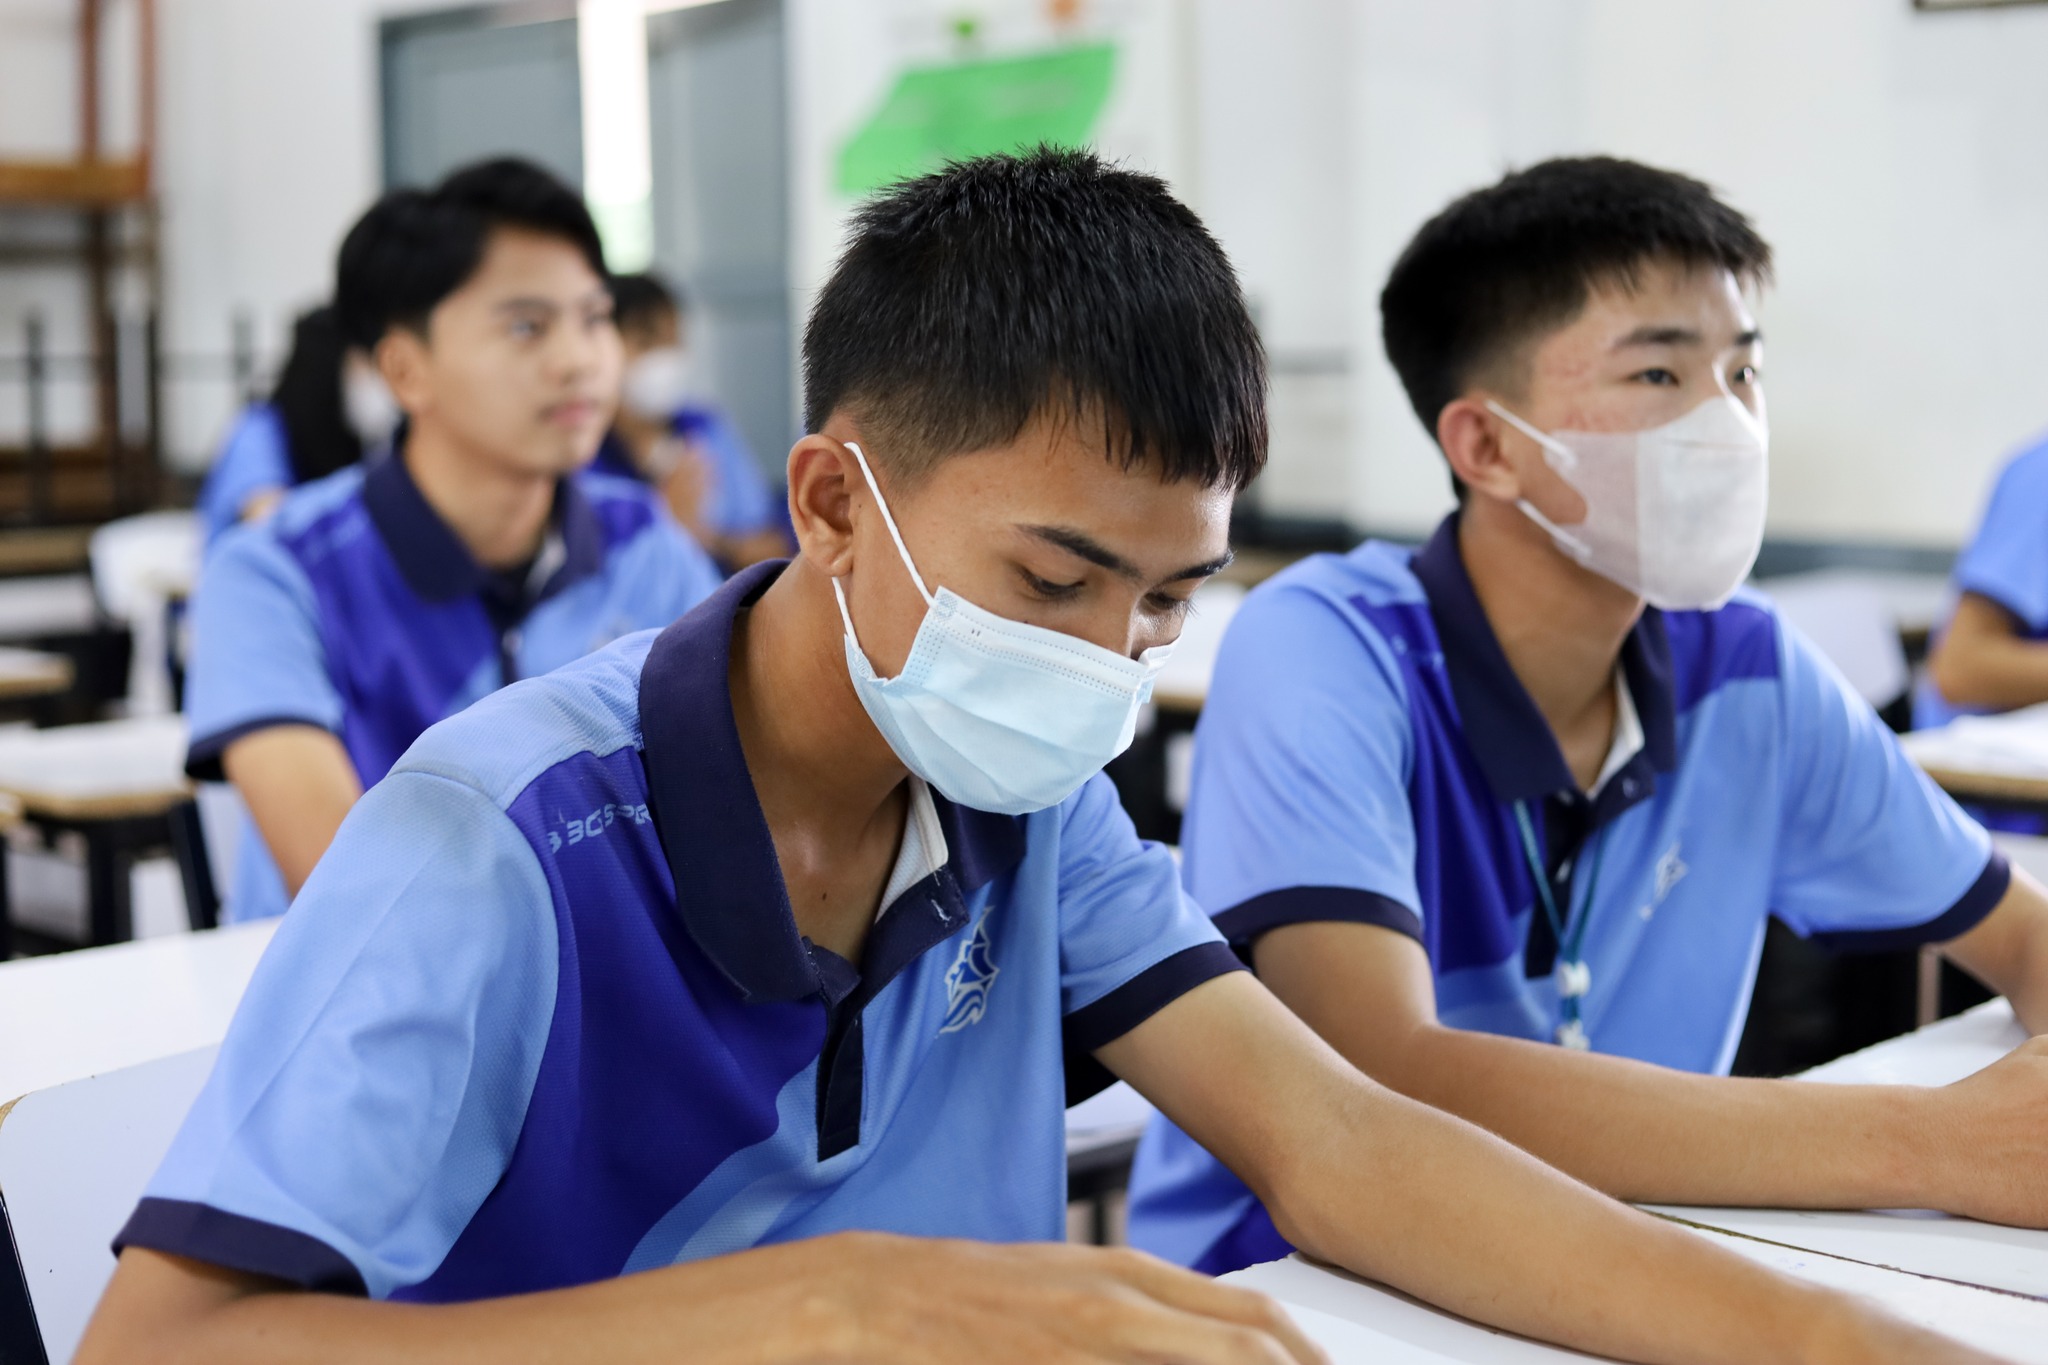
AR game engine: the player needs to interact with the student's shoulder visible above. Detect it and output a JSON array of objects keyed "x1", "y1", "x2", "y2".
[
  {"x1": 260, "y1": 464, "x2": 373, "y2": 546},
  {"x1": 1988, "y1": 430, "x2": 2048, "y2": 499},
  {"x1": 390, "y1": 628, "x2": 659, "y2": 809},
  {"x1": 1657, "y1": 587, "x2": 1787, "y2": 709},
  {"x1": 571, "y1": 465, "x2": 666, "y2": 540},
  {"x1": 203, "y1": 468, "x2": 370, "y2": 583},
  {"x1": 1231, "y1": 540, "x2": 1431, "y2": 649}
]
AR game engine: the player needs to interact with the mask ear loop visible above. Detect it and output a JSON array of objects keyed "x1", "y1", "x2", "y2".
[
  {"x1": 844, "y1": 441, "x2": 934, "y2": 605},
  {"x1": 833, "y1": 440, "x2": 934, "y2": 660},
  {"x1": 1485, "y1": 400, "x2": 1598, "y2": 565}
]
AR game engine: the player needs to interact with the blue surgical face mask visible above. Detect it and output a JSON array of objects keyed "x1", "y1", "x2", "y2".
[{"x1": 832, "y1": 441, "x2": 1174, "y2": 815}]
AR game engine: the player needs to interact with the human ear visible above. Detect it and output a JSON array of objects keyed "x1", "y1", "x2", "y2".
[
  {"x1": 786, "y1": 434, "x2": 862, "y2": 575},
  {"x1": 1436, "y1": 396, "x2": 1528, "y2": 503},
  {"x1": 374, "y1": 331, "x2": 431, "y2": 418}
]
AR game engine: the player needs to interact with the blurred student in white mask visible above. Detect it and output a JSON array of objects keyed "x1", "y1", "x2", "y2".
[
  {"x1": 593, "y1": 272, "x2": 793, "y2": 569},
  {"x1": 196, "y1": 304, "x2": 400, "y2": 547}
]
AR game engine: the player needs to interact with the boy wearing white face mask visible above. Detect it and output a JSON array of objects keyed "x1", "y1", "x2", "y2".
[
  {"x1": 597, "y1": 271, "x2": 794, "y2": 569},
  {"x1": 82, "y1": 150, "x2": 1982, "y2": 1365},
  {"x1": 1129, "y1": 155, "x2": 2048, "y2": 1275}
]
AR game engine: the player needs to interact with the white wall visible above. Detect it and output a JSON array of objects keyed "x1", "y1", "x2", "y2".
[{"x1": 1348, "y1": 0, "x2": 2048, "y2": 546}]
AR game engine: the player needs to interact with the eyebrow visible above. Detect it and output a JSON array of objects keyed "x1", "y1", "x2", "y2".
[
  {"x1": 1022, "y1": 524, "x2": 1235, "y2": 585},
  {"x1": 1612, "y1": 325, "x2": 1765, "y2": 350}
]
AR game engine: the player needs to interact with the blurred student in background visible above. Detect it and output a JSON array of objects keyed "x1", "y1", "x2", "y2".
[
  {"x1": 184, "y1": 158, "x2": 721, "y2": 922},
  {"x1": 1920, "y1": 435, "x2": 2048, "y2": 824},
  {"x1": 598, "y1": 271, "x2": 793, "y2": 568},
  {"x1": 194, "y1": 305, "x2": 399, "y2": 545}
]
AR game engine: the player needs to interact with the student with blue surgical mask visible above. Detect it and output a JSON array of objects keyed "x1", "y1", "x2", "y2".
[
  {"x1": 1126, "y1": 156, "x2": 2048, "y2": 1278},
  {"x1": 84, "y1": 149, "x2": 1990, "y2": 1365},
  {"x1": 182, "y1": 158, "x2": 721, "y2": 923},
  {"x1": 195, "y1": 305, "x2": 398, "y2": 545}
]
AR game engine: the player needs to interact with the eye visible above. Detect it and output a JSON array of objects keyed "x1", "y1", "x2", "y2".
[
  {"x1": 507, "y1": 318, "x2": 544, "y2": 341},
  {"x1": 1731, "y1": 363, "x2": 1760, "y2": 385},
  {"x1": 1633, "y1": 367, "x2": 1680, "y2": 387},
  {"x1": 1019, "y1": 568, "x2": 1084, "y2": 601},
  {"x1": 1145, "y1": 591, "x2": 1196, "y2": 622}
]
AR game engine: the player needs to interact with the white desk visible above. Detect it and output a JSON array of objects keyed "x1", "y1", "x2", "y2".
[
  {"x1": 1227, "y1": 1235, "x2": 2048, "y2": 1363},
  {"x1": 1901, "y1": 704, "x2": 2048, "y2": 813},
  {"x1": 0, "y1": 919, "x2": 276, "y2": 1104},
  {"x1": 1230, "y1": 1002, "x2": 2048, "y2": 1360}
]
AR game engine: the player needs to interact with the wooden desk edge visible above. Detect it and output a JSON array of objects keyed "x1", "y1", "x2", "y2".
[
  {"x1": 1918, "y1": 763, "x2": 2048, "y2": 808},
  {"x1": 0, "y1": 785, "x2": 194, "y2": 822}
]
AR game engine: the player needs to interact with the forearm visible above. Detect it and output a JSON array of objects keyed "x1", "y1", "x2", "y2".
[
  {"x1": 1372, "y1": 1023, "x2": 1934, "y2": 1209},
  {"x1": 82, "y1": 1243, "x2": 850, "y2": 1365},
  {"x1": 1929, "y1": 627, "x2": 2048, "y2": 711},
  {"x1": 1272, "y1": 1085, "x2": 1874, "y2": 1365}
]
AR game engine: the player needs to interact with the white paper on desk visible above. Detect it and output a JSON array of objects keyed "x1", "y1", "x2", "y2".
[
  {"x1": 1280, "y1": 1302, "x2": 1476, "y2": 1363},
  {"x1": 1903, "y1": 702, "x2": 2048, "y2": 779}
]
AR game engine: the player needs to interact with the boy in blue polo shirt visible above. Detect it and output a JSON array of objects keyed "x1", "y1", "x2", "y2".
[
  {"x1": 84, "y1": 151, "x2": 1979, "y2": 1365},
  {"x1": 1920, "y1": 436, "x2": 2048, "y2": 802},
  {"x1": 186, "y1": 158, "x2": 720, "y2": 922},
  {"x1": 1127, "y1": 156, "x2": 2048, "y2": 1276}
]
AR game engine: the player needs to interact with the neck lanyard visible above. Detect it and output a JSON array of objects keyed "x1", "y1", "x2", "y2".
[{"x1": 1512, "y1": 800, "x2": 1606, "y2": 1050}]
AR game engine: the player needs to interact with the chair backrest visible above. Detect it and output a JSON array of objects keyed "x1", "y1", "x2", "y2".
[
  {"x1": 1756, "y1": 572, "x2": 1911, "y2": 708},
  {"x1": 0, "y1": 1047, "x2": 216, "y2": 1364}
]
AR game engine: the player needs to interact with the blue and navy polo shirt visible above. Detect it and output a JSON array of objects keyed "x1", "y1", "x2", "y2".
[
  {"x1": 120, "y1": 563, "x2": 1241, "y2": 1299},
  {"x1": 1918, "y1": 432, "x2": 2048, "y2": 733},
  {"x1": 185, "y1": 449, "x2": 722, "y2": 922},
  {"x1": 196, "y1": 403, "x2": 294, "y2": 546},
  {"x1": 592, "y1": 401, "x2": 783, "y2": 539},
  {"x1": 1127, "y1": 513, "x2": 2007, "y2": 1276}
]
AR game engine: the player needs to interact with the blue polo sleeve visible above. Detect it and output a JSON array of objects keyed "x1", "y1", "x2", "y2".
[
  {"x1": 680, "y1": 405, "x2": 779, "y2": 538},
  {"x1": 1953, "y1": 439, "x2": 2048, "y2": 631},
  {"x1": 1178, "y1": 579, "x2": 1423, "y2": 951},
  {"x1": 197, "y1": 405, "x2": 293, "y2": 548},
  {"x1": 1770, "y1": 612, "x2": 2007, "y2": 948},
  {"x1": 1053, "y1": 773, "x2": 1244, "y2": 1050},
  {"x1": 184, "y1": 524, "x2": 343, "y2": 782},
  {"x1": 114, "y1": 769, "x2": 560, "y2": 1299}
]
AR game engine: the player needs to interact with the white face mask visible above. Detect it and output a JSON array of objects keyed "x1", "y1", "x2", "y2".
[
  {"x1": 832, "y1": 441, "x2": 1173, "y2": 815},
  {"x1": 1488, "y1": 395, "x2": 1769, "y2": 611},
  {"x1": 341, "y1": 363, "x2": 401, "y2": 448},
  {"x1": 621, "y1": 345, "x2": 698, "y2": 419}
]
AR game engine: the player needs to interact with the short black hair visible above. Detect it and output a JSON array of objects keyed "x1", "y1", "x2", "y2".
[
  {"x1": 611, "y1": 271, "x2": 685, "y2": 336},
  {"x1": 334, "y1": 157, "x2": 609, "y2": 351},
  {"x1": 803, "y1": 146, "x2": 1266, "y2": 490},
  {"x1": 1381, "y1": 155, "x2": 1772, "y2": 461}
]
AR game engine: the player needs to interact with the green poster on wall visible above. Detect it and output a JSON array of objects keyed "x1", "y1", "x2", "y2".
[{"x1": 835, "y1": 42, "x2": 1118, "y2": 196}]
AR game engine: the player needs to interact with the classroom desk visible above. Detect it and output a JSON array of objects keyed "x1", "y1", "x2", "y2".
[
  {"x1": 0, "y1": 717, "x2": 210, "y2": 944},
  {"x1": 0, "y1": 647, "x2": 72, "y2": 703},
  {"x1": 1227, "y1": 1000, "x2": 2048, "y2": 1360},
  {"x1": 0, "y1": 919, "x2": 277, "y2": 1104},
  {"x1": 1901, "y1": 704, "x2": 2048, "y2": 818}
]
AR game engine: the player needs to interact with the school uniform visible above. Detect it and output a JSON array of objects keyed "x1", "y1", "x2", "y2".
[
  {"x1": 185, "y1": 449, "x2": 722, "y2": 923},
  {"x1": 592, "y1": 402, "x2": 783, "y2": 542},
  {"x1": 1125, "y1": 512, "x2": 2007, "y2": 1276},
  {"x1": 196, "y1": 404, "x2": 295, "y2": 546},
  {"x1": 1917, "y1": 432, "x2": 2048, "y2": 732},
  {"x1": 118, "y1": 563, "x2": 1240, "y2": 1299}
]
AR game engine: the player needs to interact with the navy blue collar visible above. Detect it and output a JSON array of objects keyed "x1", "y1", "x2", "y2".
[
  {"x1": 361, "y1": 435, "x2": 605, "y2": 608},
  {"x1": 637, "y1": 561, "x2": 1028, "y2": 1005},
  {"x1": 1410, "y1": 513, "x2": 1677, "y2": 815}
]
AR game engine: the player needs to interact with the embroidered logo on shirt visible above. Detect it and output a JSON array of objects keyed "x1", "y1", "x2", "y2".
[
  {"x1": 940, "y1": 917, "x2": 999, "y2": 1034},
  {"x1": 1641, "y1": 840, "x2": 1689, "y2": 919},
  {"x1": 546, "y1": 801, "x2": 653, "y2": 853}
]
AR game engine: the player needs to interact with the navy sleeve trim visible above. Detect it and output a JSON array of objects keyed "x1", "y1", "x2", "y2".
[
  {"x1": 186, "y1": 715, "x2": 340, "y2": 783},
  {"x1": 1212, "y1": 886, "x2": 1423, "y2": 950},
  {"x1": 1065, "y1": 942, "x2": 1246, "y2": 1053},
  {"x1": 1810, "y1": 850, "x2": 2013, "y2": 954},
  {"x1": 114, "y1": 1197, "x2": 367, "y2": 1296}
]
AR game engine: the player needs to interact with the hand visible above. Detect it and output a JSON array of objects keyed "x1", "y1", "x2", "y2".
[
  {"x1": 806, "y1": 1233, "x2": 1328, "y2": 1365},
  {"x1": 1922, "y1": 1036, "x2": 2048, "y2": 1227}
]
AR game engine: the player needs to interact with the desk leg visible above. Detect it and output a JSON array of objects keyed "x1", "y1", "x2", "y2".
[
  {"x1": 85, "y1": 830, "x2": 132, "y2": 946},
  {"x1": 168, "y1": 801, "x2": 218, "y2": 931},
  {"x1": 1916, "y1": 946, "x2": 1942, "y2": 1029}
]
